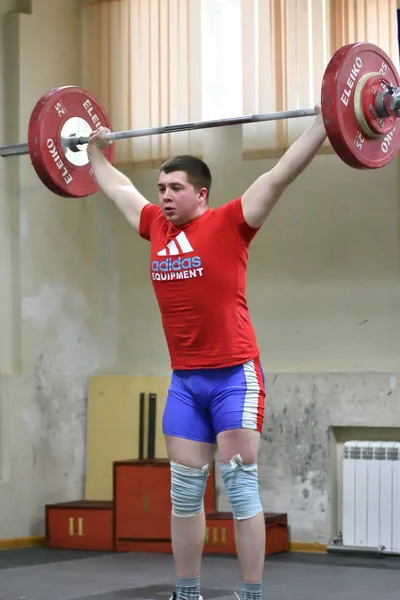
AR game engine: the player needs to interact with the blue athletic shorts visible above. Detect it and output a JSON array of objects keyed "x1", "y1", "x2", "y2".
[{"x1": 162, "y1": 357, "x2": 266, "y2": 444}]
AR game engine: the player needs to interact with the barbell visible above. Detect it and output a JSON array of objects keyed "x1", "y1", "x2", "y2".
[{"x1": 1, "y1": 41, "x2": 400, "y2": 199}]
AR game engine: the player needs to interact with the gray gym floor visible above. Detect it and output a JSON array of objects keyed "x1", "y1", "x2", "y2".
[{"x1": 1, "y1": 547, "x2": 400, "y2": 600}]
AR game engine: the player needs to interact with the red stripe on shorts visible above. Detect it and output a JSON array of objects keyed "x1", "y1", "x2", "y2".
[{"x1": 253, "y1": 356, "x2": 266, "y2": 432}]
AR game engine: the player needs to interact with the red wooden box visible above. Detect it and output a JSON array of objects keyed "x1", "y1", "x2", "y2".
[
  {"x1": 113, "y1": 458, "x2": 216, "y2": 551},
  {"x1": 45, "y1": 500, "x2": 114, "y2": 551},
  {"x1": 265, "y1": 512, "x2": 289, "y2": 556},
  {"x1": 203, "y1": 512, "x2": 288, "y2": 556}
]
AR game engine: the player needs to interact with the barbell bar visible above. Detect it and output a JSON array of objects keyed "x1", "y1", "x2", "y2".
[
  {"x1": 76, "y1": 108, "x2": 318, "y2": 145},
  {"x1": 0, "y1": 41, "x2": 400, "y2": 199},
  {"x1": 0, "y1": 108, "x2": 317, "y2": 158}
]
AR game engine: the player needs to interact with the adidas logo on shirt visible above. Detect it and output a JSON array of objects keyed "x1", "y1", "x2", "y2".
[
  {"x1": 157, "y1": 231, "x2": 194, "y2": 256},
  {"x1": 152, "y1": 231, "x2": 203, "y2": 282}
]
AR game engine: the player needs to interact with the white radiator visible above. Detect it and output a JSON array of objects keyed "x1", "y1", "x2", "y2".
[{"x1": 342, "y1": 441, "x2": 400, "y2": 551}]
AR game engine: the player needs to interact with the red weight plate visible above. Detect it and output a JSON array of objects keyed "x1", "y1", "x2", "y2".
[
  {"x1": 321, "y1": 42, "x2": 400, "y2": 169},
  {"x1": 28, "y1": 86, "x2": 114, "y2": 197}
]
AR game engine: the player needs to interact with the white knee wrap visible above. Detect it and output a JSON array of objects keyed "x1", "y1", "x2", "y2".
[
  {"x1": 170, "y1": 461, "x2": 210, "y2": 518},
  {"x1": 220, "y1": 454, "x2": 263, "y2": 520}
]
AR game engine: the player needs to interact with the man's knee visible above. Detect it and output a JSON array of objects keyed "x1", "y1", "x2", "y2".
[
  {"x1": 220, "y1": 453, "x2": 263, "y2": 520},
  {"x1": 170, "y1": 461, "x2": 210, "y2": 518}
]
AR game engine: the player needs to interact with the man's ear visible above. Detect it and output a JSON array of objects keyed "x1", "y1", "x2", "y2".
[{"x1": 198, "y1": 187, "x2": 208, "y2": 203}]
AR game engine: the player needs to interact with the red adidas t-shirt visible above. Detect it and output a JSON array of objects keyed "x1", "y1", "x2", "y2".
[{"x1": 139, "y1": 198, "x2": 260, "y2": 369}]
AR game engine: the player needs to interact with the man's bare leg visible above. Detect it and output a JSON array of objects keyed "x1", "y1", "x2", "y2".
[
  {"x1": 217, "y1": 429, "x2": 264, "y2": 599},
  {"x1": 165, "y1": 435, "x2": 216, "y2": 599}
]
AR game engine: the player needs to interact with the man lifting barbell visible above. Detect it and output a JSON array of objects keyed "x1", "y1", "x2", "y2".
[
  {"x1": 82, "y1": 42, "x2": 400, "y2": 600},
  {"x1": 1, "y1": 40, "x2": 400, "y2": 600},
  {"x1": 85, "y1": 93, "x2": 326, "y2": 600}
]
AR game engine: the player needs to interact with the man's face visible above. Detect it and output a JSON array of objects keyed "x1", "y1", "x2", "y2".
[{"x1": 157, "y1": 170, "x2": 207, "y2": 226}]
